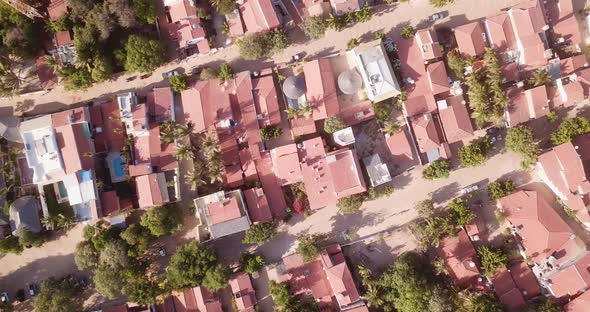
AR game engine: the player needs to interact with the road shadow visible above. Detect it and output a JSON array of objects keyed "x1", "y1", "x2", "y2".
[
  {"x1": 257, "y1": 231, "x2": 298, "y2": 263},
  {"x1": 390, "y1": 169, "x2": 414, "y2": 190},
  {"x1": 430, "y1": 181, "x2": 460, "y2": 204},
  {"x1": 329, "y1": 212, "x2": 381, "y2": 241},
  {"x1": 372, "y1": 2, "x2": 398, "y2": 17}
]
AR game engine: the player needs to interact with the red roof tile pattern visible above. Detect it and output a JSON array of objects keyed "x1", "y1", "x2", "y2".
[
  {"x1": 136, "y1": 173, "x2": 167, "y2": 208},
  {"x1": 338, "y1": 100, "x2": 375, "y2": 127},
  {"x1": 402, "y1": 94, "x2": 438, "y2": 117},
  {"x1": 290, "y1": 116, "x2": 317, "y2": 136},
  {"x1": 561, "y1": 55, "x2": 588, "y2": 76},
  {"x1": 412, "y1": 114, "x2": 441, "y2": 153},
  {"x1": 498, "y1": 190, "x2": 586, "y2": 265},
  {"x1": 147, "y1": 87, "x2": 174, "y2": 121},
  {"x1": 129, "y1": 125, "x2": 178, "y2": 177},
  {"x1": 524, "y1": 85, "x2": 549, "y2": 119},
  {"x1": 485, "y1": 13, "x2": 516, "y2": 51},
  {"x1": 320, "y1": 244, "x2": 361, "y2": 308},
  {"x1": 102, "y1": 304, "x2": 128, "y2": 312},
  {"x1": 255, "y1": 153, "x2": 288, "y2": 219},
  {"x1": 386, "y1": 129, "x2": 414, "y2": 164},
  {"x1": 426, "y1": 61, "x2": 450, "y2": 95},
  {"x1": 180, "y1": 79, "x2": 233, "y2": 132},
  {"x1": 435, "y1": 230, "x2": 481, "y2": 288},
  {"x1": 90, "y1": 102, "x2": 126, "y2": 153},
  {"x1": 157, "y1": 286, "x2": 222, "y2": 312},
  {"x1": 243, "y1": 187, "x2": 273, "y2": 223},
  {"x1": 508, "y1": 262, "x2": 540, "y2": 299},
  {"x1": 508, "y1": 0, "x2": 549, "y2": 69},
  {"x1": 52, "y1": 109, "x2": 94, "y2": 175},
  {"x1": 545, "y1": 0, "x2": 582, "y2": 46},
  {"x1": 505, "y1": 87, "x2": 530, "y2": 127},
  {"x1": 415, "y1": 29, "x2": 442, "y2": 61},
  {"x1": 100, "y1": 191, "x2": 132, "y2": 217},
  {"x1": 326, "y1": 148, "x2": 366, "y2": 198},
  {"x1": 240, "y1": 0, "x2": 280, "y2": 33},
  {"x1": 252, "y1": 75, "x2": 281, "y2": 127},
  {"x1": 547, "y1": 254, "x2": 590, "y2": 297},
  {"x1": 270, "y1": 144, "x2": 302, "y2": 185},
  {"x1": 207, "y1": 197, "x2": 241, "y2": 225},
  {"x1": 303, "y1": 59, "x2": 340, "y2": 120},
  {"x1": 566, "y1": 290, "x2": 590, "y2": 311},
  {"x1": 54, "y1": 30, "x2": 73, "y2": 48},
  {"x1": 47, "y1": 0, "x2": 68, "y2": 20},
  {"x1": 491, "y1": 268, "x2": 526, "y2": 311},
  {"x1": 438, "y1": 95, "x2": 474, "y2": 143},
  {"x1": 229, "y1": 272, "x2": 257, "y2": 311},
  {"x1": 454, "y1": 22, "x2": 488, "y2": 57}
]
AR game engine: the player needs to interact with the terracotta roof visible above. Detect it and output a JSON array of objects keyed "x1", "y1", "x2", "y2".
[
  {"x1": 525, "y1": 84, "x2": 549, "y2": 118},
  {"x1": 415, "y1": 29, "x2": 442, "y2": 61},
  {"x1": 47, "y1": 0, "x2": 68, "y2": 20},
  {"x1": 454, "y1": 22, "x2": 487, "y2": 57},
  {"x1": 338, "y1": 100, "x2": 374, "y2": 126},
  {"x1": 129, "y1": 124, "x2": 178, "y2": 177},
  {"x1": 438, "y1": 95, "x2": 474, "y2": 143},
  {"x1": 508, "y1": 0, "x2": 548, "y2": 69},
  {"x1": 180, "y1": 79, "x2": 232, "y2": 132},
  {"x1": 426, "y1": 61, "x2": 450, "y2": 95},
  {"x1": 330, "y1": 0, "x2": 360, "y2": 15},
  {"x1": 325, "y1": 148, "x2": 366, "y2": 198},
  {"x1": 102, "y1": 304, "x2": 128, "y2": 312},
  {"x1": 412, "y1": 114, "x2": 441, "y2": 153},
  {"x1": 161, "y1": 286, "x2": 222, "y2": 312},
  {"x1": 225, "y1": 10, "x2": 245, "y2": 37},
  {"x1": 224, "y1": 163, "x2": 245, "y2": 188},
  {"x1": 240, "y1": 0, "x2": 280, "y2": 33},
  {"x1": 386, "y1": 129, "x2": 414, "y2": 163},
  {"x1": 508, "y1": 262, "x2": 540, "y2": 299},
  {"x1": 207, "y1": 196, "x2": 241, "y2": 225},
  {"x1": 435, "y1": 230, "x2": 481, "y2": 288},
  {"x1": 485, "y1": 13, "x2": 516, "y2": 51},
  {"x1": 255, "y1": 153, "x2": 288, "y2": 219},
  {"x1": 320, "y1": 244, "x2": 361, "y2": 307},
  {"x1": 252, "y1": 75, "x2": 281, "y2": 127},
  {"x1": 538, "y1": 142, "x2": 590, "y2": 199},
  {"x1": 279, "y1": 253, "x2": 335, "y2": 307},
  {"x1": 550, "y1": 81, "x2": 585, "y2": 107},
  {"x1": 100, "y1": 191, "x2": 130, "y2": 217},
  {"x1": 498, "y1": 190, "x2": 586, "y2": 264},
  {"x1": 505, "y1": 87, "x2": 531, "y2": 127},
  {"x1": 303, "y1": 59, "x2": 340, "y2": 120},
  {"x1": 491, "y1": 268, "x2": 526, "y2": 311},
  {"x1": 545, "y1": 0, "x2": 582, "y2": 46},
  {"x1": 229, "y1": 272, "x2": 257, "y2": 311},
  {"x1": 402, "y1": 94, "x2": 438, "y2": 117},
  {"x1": 270, "y1": 144, "x2": 303, "y2": 186},
  {"x1": 136, "y1": 173, "x2": 168, "y2": 208},
  {"x1": 168, "y1": 0, "x2": 197, "y2": 21},
  {"x1": 54, "y1": 30, "x2": 73, "y2": 47},
  {"x1": 561, "y1": 55, "x2": 588, "y2": 76},
  {"x1": 147, "y1": 87, "x2": 174, "y2": 121},
  {"x1": 566, "y1": 290, "x2": 590, "y2": 311},
  {"x1": 547, "y1": 254, "x2": 590, "y2": 297},
  {"x1": 243, "y1": 187, "x2": 273, "y2": 223},
  {"x1": 52, "y1": 107, "x2": 89, "y2": 127},
  {"x1": 290, "y1": 116, "x2": 317, "y2": 136},
  {"x1": 52, "y1": 112, "x2": 94, "y2": 175},
  {"x1": 90, "y1": 102, "x2": 126, "y2": 153}
]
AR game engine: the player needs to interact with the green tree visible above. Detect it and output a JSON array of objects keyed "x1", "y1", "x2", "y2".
[
  {"x1": 99, "y1": 240, "x2": 130, "y2": 269},
  {"x1": 458, "y1": 291, "x2": 503, "y2": 312},
  {"x1": 337, "y1": 194, "x2": 365, "y2": 214},
  {"x1": 477, "y1": 246, "x2": 508, "y2": 276},
  {"x1": 123, "y1": 35, "x2": 165, "y2": 73},
  {"x1": 410, "y1": 216, "x2": 455, "y2": 248},
  {"x1": 268, "y1": 28, "x2": 290, "y2": 52},
  {"x1": 210, "y1": 0, "x2": 237, "y2": 15},
  {"x1": 33, "y1": 277, "x2": 80, "y2": 312},
  {"x1": 0, "y1": 2, "x2": 40, "y2": 59},
  {"x1": 122, "y1": 271, "x2": 159, "y2": 305},
  {"x1": 528, "y1": 69, "x2": 550, "y2": 87},
  {"x1": 382, "y1": 120, "x2": 401, "y2": 135},
  {"x1": 458, "y1": 137, "x2": 493, "y2": 167},
  {"x1": 203, "y1": 263, "x2": 231, "y2": 291},
  {"x1": 528, "y1": 297, "x2": 560, "y2": 312},
  {"x1": 323, "y1": 116, "x2": 347, "y2": 134},
  {"x1": 0, "y1": 236, "x2": 23, "y2": 254},
  {"x1": 120, "y1": 224, "x2": 154, "y2": 257},
  {"x1": 236, "y1": 32, "x2": 270, "y2": 60},
  {"x1": 140, "y1": 205, "x2": 183, "y2": 237},
  {"x1": 297, "y1": 233, "x2": 328, "y2": 262},
  {"x1": 90, "y1": 54, "x2": 113, "y2": 82},
  {"x1": 242, "y1": 221, "x2": 277, "y2": 245},
  {"x1": 483, "y1": 48, "x2": 507, "y2": 120},
  {"x1": 58, "y1": 65, "x2": 94, "y2": 91},
  {"x1": 269, "y1": 281, "x2": 319, "y2": 311},
  {"x1": 74, "y1": 240, "x2": 99, "y2": 271},
  {"x1": 448, "y1": 198, "x2": 474, "y2": 226},
  {"x1": 400, "y1": 25, "x2": 416, "y2": 39},
  {"x1": 487, "y1": 179, "x2": 516, "y2": 201},
  {"x1": 415, "y1": 199, "x2": 435, "y2": 217},
  {"x1": 17, "y1": 227, "x2": 46, "y2": 247},
  {"x1": 428, "y1": 286, "x2": 455, "y2": 312},
  {"x1": 506, "y1": 126, "x2": 539, "y2": 168},
  {"x1": 200, "y1": 67, "x2": 218, "y2": 80},
  {"x1": 94, "y1": 264, "x2": 124, "y2": 298},
  {"x1": 218, "y1": 63, "x2": 234, "y2": 83},
  {"x1": 550, "y1": 117, "x2": 590, "y2": 145},
  {"x1": 347, "y1": 38, "x2": 360, "y2": 49},
  {"x1": 131, "y1": 0, "x2": 157, "y2": 24},
  {"x1": 422, "y1": 159, "x2": 450, "y2": 180},
  {"x1": 301, "y1": 16, "x2": 328, "y2": 39},
  {"x1": 240, "y1": 252, "x2": 265, "y2": 274},
  {"x1": 260, "y1": 126, "x2": 283, "y2": 140},
  {"x1": 446, "y1": 50, "x2": 466, "y2": 79},
  {"x1": 166, "y1": 241, "x2": 217, "y2": 290},
  {"x1": 169, "y1": 74, "x2": 188, "y2": 92}
]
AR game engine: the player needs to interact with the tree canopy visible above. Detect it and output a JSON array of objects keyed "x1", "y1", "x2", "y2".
[
  {"x1": 140, "y1": 205, "x2": 183, "y2": 237},
  {"x1": 122, "y1": 35, "x2": 165, "y2": 73},
  {"x1": 236, "y1": 29, "x2": 290, "y2": 60},
  {"x1": 550, "y1": 117, "x2": 590, "y2": 145},
  {"x1": 422, "y1": 159, "x2": 450, "y2": 180},
  {"x1": 458, "y1": 137, "x2": 493, "y2": 167},
  {"x1": 33, "y1": 277, "x2": 81, "y2": 312},
  {"x1": 477, "y1": 246, "x2": 508, "y2": 276},
  {"x1": 323, "y1": 116, "x2": 347, "y2": 134},
  {"x1": 166, "y1": 241, "x2": 218, "y2": 290},
  {"x1": 337, "y1": 194, "x2": 365, "y2": 214},
  {"x1": 240, "y1": 252, "x2": 265, "y2": 274},
  {"x1": 487, "y1": 179, "x2": 516, "y2": 201},
  {"x1": 296, "y1": 233, "x2": 328, "y2": 262},
  {"x1": 169, "y1": 74, "x2": 188, "y2": 92},
  {"x1": 506, "y1": 126, "x2": 539, "y2": 168},
  {"x1": 242, "y1": 221, "x2": 277, "y2": 245},
  {"x1": 301, "y1": 16, "x2": 328, "y2": 39}
]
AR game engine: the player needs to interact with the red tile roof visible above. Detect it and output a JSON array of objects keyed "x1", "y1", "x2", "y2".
[
  {"x1": 412, "y1": 114, "x2": 440, "y2": 153},
  {"x1": 255, "y1": 153, "x2": 288, "y2": 219},
  {"x1": 320, "y1": 244, "x2": 361, "y2": 308},
  {"x1": 158, "y1": 286, "x2": 222, "y2": 312},
  {"x1": 52, "y1": 110, "x2": 94, "y2": 175},
  {"x1": 252, "y1": 75, "x2": 281, "y2": 127},
  {"x1": 506, "y1": 86, "x2": 543, "y2": 127},
  {"x1": 54, "y1": 30, "x2": 73, "y2": 47},
  {"x1": 508, "y1": 0, "x2": 548, "y2": 69},
  {"x1": 180, "y1": 79, "x2": 232, "y2": 132},
  {"x1": 129, "y1": 125, "x2": 178, "y2": 177},
  {"x1": 102, "y1": 304, "x2": 128, "y2": 312},
  {"x1": 539, "y1": 142, "x2": 590, "y2": 199},
  {"x1": 243, "y1": 187, "x2": 273, "y2": 223},
  {"x1": 136, "y1": 173, "x2": 167, "y2": 208},
  {"x1": 546, "y1": 0, "x2": 582, "y2": 46},
  {"x1": 303, "y1": 59, "x2": 340, "y2": 120},
  {"x1": 436, "y1": 230, "x2": 481, "y2": 288},
  {"x1": 229, "y1": 272, "x2": 257, "y2": 311},
  {"x1": 566, "y1": 290, "x2": 590, "y2": 311},
  {"x1": 426, "y1": 61, "x2": 450, "y2": 95},
  {"x1": 525, "y1": 85, "x2": 549, "y2": 119},
  {"x1": 491, "y1": 268, "x2": 526, "y2": 311},
  {"x1": 207, "y1": 196, "x2": 241, "y2": 225},
  {"x1": 386, "y1": 129, "x2": 414, "y2": 163},
  {"x1": 290, "y1": 116, "x2": 317, "y2": 136},
  {"x1": 485, "y1": 13, "x2": 516, "y2": 51},
  {"x1": 90, "y1": 102, "x2": 126, "y2": 153},
  {"x1": 454, "y1": 22, "x2": 487, "y2": 57},
  {"x1": 415, "y1": 29, "x2": 442, "y2": 61},
  {"x1": 326, "y1": 148, "x2": 366, "y2": 198},
  {"x1": 498, "y1": 190, "x2": 586, "y2": 265},
  {"x1": 438, "y1": 95, "x2": 474, "y2": 143},
  {"x1": 402, "y1": 94, "x2": 438, "y2": 117},
  {"x1": 239, "y1": 0, "x2": 280, "y2": 33},
  {"x1": 550, "y1": 81, "x2": 585, "y2": 108},
  {"x1": 47, "y1": 0, "x2": 68, "y2": 20},
  {"x1": 561, "y1": 55, "x2": 588, "y2": 76},
  {"x1": 100, "y1": 190, "x2": 132, "y2": 217},
  {"x1": 547, "y1": 254, "x2": 590, "y2": 297},
  {"x1": 508, "y1": 262, "x2": 540, "y2": 299},
  {"x1": 147, "y1": 87, "x2": 174, "y2": 120},
  {"x1": 270, "y1": 144, "x2": 302, "y2": 186},
  {"x1": 168, "y1": 0, "x2": 197, "y2": 21},
  {"x1": 330, "y1": 0, "x2": 360, "y2": 15},
  {"x1": 279, "y1": 253, "x2": 335, "y2": 307}
]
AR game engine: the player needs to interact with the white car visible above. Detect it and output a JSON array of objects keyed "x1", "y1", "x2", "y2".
[
  {"x1": 460, "y1": 185, "x2": 479, "y2": 195},
  {"x1": 0, "y1": 292, "x2": 8, "y2": 303}
]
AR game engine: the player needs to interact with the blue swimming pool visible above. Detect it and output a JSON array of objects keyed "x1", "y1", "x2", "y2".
[{"x1": 112, "y1": 157, "x2": 125, "y2": 178}]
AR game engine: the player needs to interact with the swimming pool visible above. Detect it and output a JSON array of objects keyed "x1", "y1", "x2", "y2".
[{"x1": 112, "y1": 157, "x2": 125, "y2": 178}]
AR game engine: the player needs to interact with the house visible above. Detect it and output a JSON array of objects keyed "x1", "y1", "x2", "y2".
[
  {"x1": 415, "y1": 29, "x2": 442, "y2": 62},
  {"x1": 229, "y1": 272, "x2": 257, "y2": 311},
  {"x1": 52, "y1": 108, "x2": 95, "y2": 175},
  {"x1": 232, "y1": 0, "x2": 281, "y2": 36},
  {"x1": 566, "y1": 290, "x2": 590, "y2": 311},
  {"x1": 156, "y1": 286, "x2": 222, "y2": 312},
  {"x1": 20, "y1": 115, "x2": 66, "y2": 184},
  {"x1": 100, "y1": 190, "x2": 133, "y2": 218},
  {"x1": 508, "y1": 262, "x2": 541, "y2": 299},
  {"x1": 270, "y1": 144, "x2": 302, "y2": 186},
  {"x1": 253, "y1": 70, "x2": 281, "y2": 127},
  {"x1": 454, "y1": 21, "x2": 488, "y2": 57},
  {"x1": 549, "y1": 55, "x2": 588, "y2": 107},
  {"x1": 437, "y1": 95, "x2": 474, "y2": 143},
  {"x1": 506, "y1": 0, "x2": 550, "y2": 70},
  {"x1": 243, "y1": 188, "x2": 273, "y2": 224},
  {"x1": 362, "y1": 154, "x2": 392, "y2": 187},
  {"x1": 485, "y1": 12, "x2": 517, "y2": 52},
  {"x1": 330, "y1": 0, "x2": 363, "y2": 16},
  {"x1": 254, "y1": 153, "x2": 288, "y2": 219},
  {"x1": 194, "y1": 190, "x2": 251, "y2": 240},
  {"x1": 9, "y1": 196, "x2": 42, "y2": 236},
  {"x1": 136, "y1": 173, "x2": 170, "y2": 208},
  {"x1": 537, "y1": 141, "x2": 590, "y2": 228},
  {"x1": 298, "y1": 137, "x2": 366, "y2": 210},
  {"x1": 46, "y1": 0, "x2": 76, "y2": 64},
  {"x1": 505, "y1": 85, "x2": 549, "y2": 127},
  {"x1": 410, "y1": 113, "x2": 451, "y2": 163},
  {"x1": 497, "y1": 190, "x2": 587, "y2": 267},
  {"x1": 268, "y1": 244, "x2": 367, "y2": 311},
  {"x1": 89, "y1": 101, "x2": 126, "y2": 153},
  {"x1": 544, "y1": 0, "x2": 582, "y2": 49},
  {"x1": 303, "y1": 59, "x2": 340, "y2": 120},
  {"x1": 491, "y1": 268, "x2": 527, "y2": 311},
  {"x1": 542, "y1": 253, "x2": 590, "y2": 297},
  {"x1": 385, "y1": 129, "x2": 415, "y2": 168},
  {"x1": 102, "y1": 304, "x2": 129, "y2": 312},
  {"x1": 165, "y1": 0, "x2": 210, "y2": 54},
  {"x1": 351, "y1": 40, "x2": 401, "y2": 102},
  {"x1": 435, "y1": 230, "x2": 482, "y2": 288}
]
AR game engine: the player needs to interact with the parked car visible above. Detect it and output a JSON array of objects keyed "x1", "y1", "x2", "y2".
[
  {"x1": 162, "y1": 70, "x2": 179, "y2": 79},
  {"x1": 460, "y1": 184, "x2": 479, "y2": 195},
  {"x1": 429, "y1": 12, "x2": 447, "y2": 22},
  {"x1": 486, "y1": 127, "x2": 501, "y2": 137},
  {"x1": 0, "y1": 292, "x2": 8, "y2": 303},
  {"x1": 159, "y1": 247, "x2": 166, "y2": 257},
  {"x1": 28, "y1": 283, "x2": 36, "y2": 297},
  {"x1": 191, "y1": 66, "x2": 201, "y2": 76}
]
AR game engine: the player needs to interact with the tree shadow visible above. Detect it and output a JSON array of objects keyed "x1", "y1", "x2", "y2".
[
  {"x1": 430, "y1": 181, "x2": 460, "y2": 204},
  {"x1": 372, "y1": 2, "x2": 398, "y2": 17}
]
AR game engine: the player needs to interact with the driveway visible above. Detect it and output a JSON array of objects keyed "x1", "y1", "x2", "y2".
[{"x1": 2, "y1": 0, "x2": 540, "y2": 117}]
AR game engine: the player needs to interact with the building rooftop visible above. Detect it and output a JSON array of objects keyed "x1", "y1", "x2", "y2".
[
  {"x1": 239, "y1": 0, "x2": 280, "y2": 34},
  {"x1": 435, "y1": 230, "x2": 481, "y2": 288},
  {"x1": 545, "y1": 253, "x2": 590, "y2": 297},
  {"x1": 90, "y1": 102, "x2": 127, "y2": 153},
  {"x1": 491, "y1": 268, "x2": 526, "y2": 310},
  {"x1": 243, "y1": 187, "x2": 273, "y2": 224},
  {"x1": 229, "y1": 272, "x2": 257, "y2": 311},
  {"x1": 454, "y1": 21, "x2": 488, "y2": 57},
  {"x1": 566, "y1": 289, "x2": 590, "y2": 311},
  {"x1": 156, "y1": 286, "x2": 222, "y2": 312},
  {"x1": 485, "y1": 13, "x2": 516, "y2": 52},
  {"x1": 362, "y1": 154, "x2": 392, "y2": 187},
  {"x1": 415, "y1": 29, "x2": 442, "y2": 61},
  {"x1": 20, "y1": 115, "x2": 65, "y2": 184},
  {"x1": 136, "y1": 173, "x2": 170, "y2": 208},
  {"x1": 352, "y1": 40, "x2": 400, "y2": 102},
  {"x1": 252, "y1": 73, "x2": 281, "y2": 127},
  {"x1": 438, "y1": 95, "x2": 474, "y2": 143},
  {"x1": 270, "y1": 144, "x2": 303, "y2": 186},
  {"x1": 303, "y1": 59, "x2": 340, "y2": 120},
  {"x1": 52, "y1": 109, "x2": 94, "y2": 176},
  {"x1": 9, "y1": 195, "x2": 41, "y2": 235},
  {"x1": 195, "y1": 190, "x2": 251, "y2": 239},
  {"x1": 508, "y1": 261, "x2": 541, "y2": 299},
  {"x1": 319, "y1": 244, "x2": 363, "y2": 309},
  {"x1": 412, "y1": 113, "x2": 441, "y2": 153}
]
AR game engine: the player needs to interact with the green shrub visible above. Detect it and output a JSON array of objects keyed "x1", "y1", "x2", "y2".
[
  {"x1": 400, "y1": 26, "x2": 415, "y2": 39},
  {"x1": 458, "y1": 137, "x2": 493, "y2": 167},
  {"x1": 260, "y1": 126, "x2": 283, "y2": 140},
  {"x1": 550, "y1": 117, "x2": 590, "y2": 145},
  {"x1": 169, "y1": 74, "x2": 188, "y2": 92},
  {"x1": 487, "y1": 180, "x2": 516, "y2": 200},
  {"x1": 422, "y1": 159, "x2": 450, "y2": 180},
  {"x1": 323, "y1": 116, "x2": 347, "y2": 134},
  {"x1": 337, "y1": 194, "x2": 365, "y2": 214}
]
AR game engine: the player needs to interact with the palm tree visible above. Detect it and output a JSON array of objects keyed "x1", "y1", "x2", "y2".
[
  {"x1": 207, "y1": 165, "x2": 224, "y2": 184},
  {"x1": 185, "y1": 170, "x2": 204, "y2": 191},
  {"x1": 175, "y1": 143, "x2": 194, "y2": 160},
  {"x1": 176, "y1": 121, "x2": 195, "y2": 139},
  {"x1": 528, "y1": 69, "x2": 550, "y2": 87},
  {"x1": 363, "y1": 284, "x2": 385, "y2": 308},
  {"x1": 44, "y1": 55, "x2": 60, "y2": 74},
  {"x1": 382, "y1": 120, "x2": 401, "y2": 136},
  {"x1": 300, "y1": 104, "x2": 313, "y2": 118},
  {"x1": 432, "y1": 257, "x2": 448, "y2": 275},
  {"x1": 201, "y1": 133, "x2": 220, "y2": 158},
  {"x1": 285, "y1": 107, "x2": 300, "y2": 120}
]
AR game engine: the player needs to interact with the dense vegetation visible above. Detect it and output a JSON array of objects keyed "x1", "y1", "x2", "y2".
[
  {"x1": 466, "y1": 49, "x2": 507, "y2": 127},
  {"x1": 506, "y1": 126, "x2": 539, "y2": 168}
]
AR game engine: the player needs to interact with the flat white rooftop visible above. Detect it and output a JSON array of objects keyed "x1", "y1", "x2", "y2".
[{"x1": 20, "y1": 115, "x2": 64, "y2": 184}]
